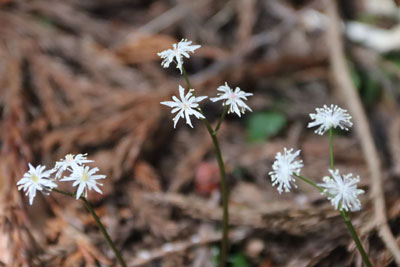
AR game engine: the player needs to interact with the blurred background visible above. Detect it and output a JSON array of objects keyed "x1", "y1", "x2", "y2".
[{"x1": 1, "y1": 0, "x2": 400, "y2": 266}]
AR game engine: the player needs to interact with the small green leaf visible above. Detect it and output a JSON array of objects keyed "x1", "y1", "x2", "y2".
[
  {"x1": 247, "y1": 111, "x2": 286, "y2": 142},
  {"x1": 229, "y1": 252, "x2": 249, "y2": 267}
]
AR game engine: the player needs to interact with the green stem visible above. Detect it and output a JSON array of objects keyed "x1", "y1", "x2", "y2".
[
  {"x1": 215, "y1": 106, "x2": 229, "y2": 133},
  {"x1": 53, "y1": 189, "x2": 127, "y2": 267},
  {"x1": 294, "y1": 174, "x2": 324, "y2": 193},
  {"x1": 340, "y1": 210, "x2": 373, "y2": 267},
  {"x1": 53, "y1": 188, "x2": 75, "y2": 197},
  {"x1": 294, "y1": 174, "x2": 372, "y2": 266},
  {"x1": 182, "y1": 67, "x2": 193, "y2": 89},
  {"x1": 297, "y1": 129, "x2": 372, "y2": 266},
  {"x1": 329, "y1": 128, "x2": 334, "y2": 170},
  {"x1": 182, "y1": 67, "x2": 229, "y2": 267},
  {"x1": 210, "y1": 128, "x2": 229, "y2": 267},
  {"x1": 328, "y1": 128, "x2": 371, "y2": 266}
]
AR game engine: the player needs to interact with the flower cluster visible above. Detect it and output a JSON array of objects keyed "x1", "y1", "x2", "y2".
[
  {"x1": 161, "y1": 83, "x2": 253, "y2": 128},
  {"x1": 158, "y1": 39, "x2": 253, "y2": 128},
  {"x1": 17, "y1": 153, "x2": 106, "y2": 204},
  {"x1": 158, "y1": 39, "x2": 364, "y2": 212},
  {"x1": 54, "y1": 153, "x2": 93, "y2": 178},
  {"x1": 158, "y1": 38, "x2": 370, "y2": 264},
  {"x1": 269, "y1": 105, "x2": 364, "y2": 212}
]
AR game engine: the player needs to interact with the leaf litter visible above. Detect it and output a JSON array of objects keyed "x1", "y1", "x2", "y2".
[{"x1": 1, "y1": 0, "x2": 399, "y2": 266}]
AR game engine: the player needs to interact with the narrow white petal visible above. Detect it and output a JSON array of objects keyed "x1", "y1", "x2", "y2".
[
  {"x1": 195, "y1": 96, "x2": 208, "y2": 102},
  {"x1": 161, "y1": 101, "x2": 179, "y2": 108},
  {"x1": 178, "y1": 85, "x2": 185, "y2": 100},
  {"x1": 190, "y1": 109, "x2": 205, "y2": 119},
  {"x1": 185, "y1": 111, "x2": 194, "y2": 128},
  {"x1": 92, "y1": 184, "x2": 103, "y2": 194},
  {"x1": 76, "y1": 183, "x2": 85, "y2": 199}
]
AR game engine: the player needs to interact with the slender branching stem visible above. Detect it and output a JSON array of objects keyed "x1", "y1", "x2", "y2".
[
  {"x1": 340, "y1": 210, "x2": 373, "y2": 267},
  {"x1": 182, "y1": 66, "x2": 229, "y2": 267},
  {"x1": 293, "y1": 174, "x2": 372, "y2": 266},
  {"x1": 329, "y1": 128, "x2": 334, "y2": 170},
  {"x1": 215, "y1": 106, "x2": 229, "y2": 133},
  {"x1": 294, "y1": 174, "x2": 323, "y2": 192},
  {"x1": 52, "y1": 188, "x2": 126, "y2": 267},
  {"x1": 182, "y1": 67, "x2": 193, "y2": 89},
  {"x1": 208, "y1": 129, "x2": 229, "y2": 267},
  {"x1": 328, "y1": 130, "x2": 372, "y2": 267}
]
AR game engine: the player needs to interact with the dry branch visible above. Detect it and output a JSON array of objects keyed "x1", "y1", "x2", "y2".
[{"x1": 325, "y1": 0, "x2": 400, "y2": 264}]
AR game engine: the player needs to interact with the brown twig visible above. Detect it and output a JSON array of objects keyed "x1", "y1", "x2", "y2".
[
  {"x1": 129, "y1": 228, "x2": 250, "y2": 266},
  {"x1": 118, "y1": 0, "x2": 212, "y2": 45},
  {"x1": 325, "y1": 0, "x2": 400, "y2": 264},
  {"x1": 388, "y1": 116, "x2": 400, "y2": 176}
]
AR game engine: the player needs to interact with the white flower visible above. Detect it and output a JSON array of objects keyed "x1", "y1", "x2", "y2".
[
  {"x1": 60, "y1": 165, "x2": 106, "y2": 199},
  {"x1": 54, "y1": 153, "x2": 94, "y2": 178},
  {"x1": 210, "y1": 82, "x2": 253, "y2": 117},
  {"x1": 308, "y1": 104, "x2": 353, "y2": 135},
  {"x1": 269, "y1": 148, "x2": 303, "y2": 194},
  {"x1": 157, "y1": 39, "x2": 201, "y2": 74},
  {"x1": 161, "y1": 85, "x2": 207, "y2": 128},
  {"x1": 17, "y1": 164, "x2": 57, "y2": 205},
  {"x1": 318, "y1": 169, "x2": 364, "y2": 212}
]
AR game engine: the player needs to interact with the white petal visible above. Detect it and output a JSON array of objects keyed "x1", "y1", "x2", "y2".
[
  {"x1": 178, "y1": 85, "x2": 186, "y2": 100},
  {"x1": 161, "y1": 101, "x2": 179, "y2": 108},
  {"x1": 76, "y1": 182, "x2": 86, "y2": 199}
]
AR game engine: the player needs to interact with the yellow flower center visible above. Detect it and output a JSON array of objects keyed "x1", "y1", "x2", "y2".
[
  {"x1": 81, "y1": 169, "x2": 89, "y2": 182},
  {"x1": 31, "y1": 174, "x2": 39, "y2": 183}
]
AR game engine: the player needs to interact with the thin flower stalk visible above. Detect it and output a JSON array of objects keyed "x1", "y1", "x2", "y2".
[
  {"x1": 273, "y1": 105, "x2": 372, "y2": 267},
  {"x1": 215, "y1": 106, "x2": 229, "y2": 133},
  {"x1": 17, "y1": 155, "x2": 126, "y2": 267},
  {"x1": 329, "y1": 128, "x2": 334, "y2": 169},
  {"x1": 159, "y1": 41, "x2": 252, "y2": 267},
  {"x1": 294, "y1": 174, "x2": 323, "y2": 192},
  {"x1": 181, "y1": 66, "x2": 229, "y2": 267},
  {"x1": 294, "y1": 173, "x2": 371, "y2": 266},
  {"x1": 52, "y1": 188, "x2": 127, "y2": 267},
  {"x1": 340, "y1": 209, "x2": 372, "y2": 267},
  {"x1": 327, "y1": 129, "x2": 372, "y2": 267}
]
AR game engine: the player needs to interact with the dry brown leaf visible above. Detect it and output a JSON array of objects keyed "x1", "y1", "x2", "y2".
[
  {"x1": 115, "y1": 34, "x2": 177, "y2": 64},
  {"x1": 134, "y1": 160, "x2": 161, "y2": 192}
]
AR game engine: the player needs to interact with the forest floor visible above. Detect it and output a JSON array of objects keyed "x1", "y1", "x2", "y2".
[{"x1": 1, "y1": 0, "x2": 400, "y2": 266}]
